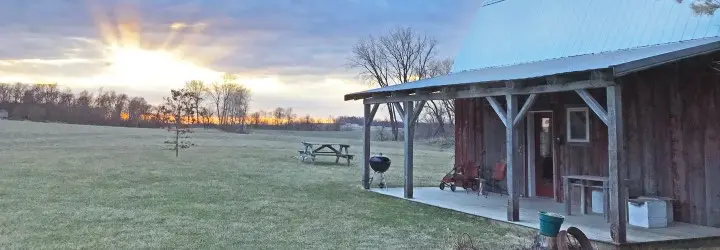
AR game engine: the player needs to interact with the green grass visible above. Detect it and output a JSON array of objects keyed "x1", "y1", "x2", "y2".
[{"x1": 0, "y1": 120, "x2": 532, "y2": 249}]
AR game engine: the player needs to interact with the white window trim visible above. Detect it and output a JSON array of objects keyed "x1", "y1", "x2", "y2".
[{"x1": 566, "y1": 107, "x2": 590, "y2": 143}]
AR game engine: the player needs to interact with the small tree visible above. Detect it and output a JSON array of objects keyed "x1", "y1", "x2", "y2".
[{"x1": 161, "y1": 88, "x2": 196, "y2": 157}]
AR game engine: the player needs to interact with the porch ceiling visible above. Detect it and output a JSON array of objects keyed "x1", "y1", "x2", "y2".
[{"x1": 345, "y1": 37, "x2": 720, "y2": 102}]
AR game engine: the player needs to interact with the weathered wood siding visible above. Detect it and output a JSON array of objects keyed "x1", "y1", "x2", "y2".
[
  {"x1": 621, "y1": 56, "x2": 720, "y2": 227},
  {"x1": 453, "y1": 55, "x2": 720, "y2": 226},
  {"x1": 454, "y1": 98, "x2": 485, "y2": 177},
  {"x1": 454, "y1": 98, "x2": 526, "y2": 195}
]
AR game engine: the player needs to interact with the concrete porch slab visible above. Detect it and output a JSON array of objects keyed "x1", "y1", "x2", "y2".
[{"x1": 371, "y1": 187, "x2": 720, "y2": 245}]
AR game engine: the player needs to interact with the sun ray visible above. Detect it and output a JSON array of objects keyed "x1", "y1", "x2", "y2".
[{"x1": 79, "y1": 0, "x2": 252, "y2": 92}]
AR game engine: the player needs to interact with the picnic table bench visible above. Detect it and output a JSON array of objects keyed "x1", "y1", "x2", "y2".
[{"x1": 298, "y1": 142, "x2": 354, "y2": 166}]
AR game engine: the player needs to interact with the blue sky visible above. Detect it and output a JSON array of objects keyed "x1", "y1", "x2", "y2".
[{"x1": 0, "y1": 0, "x2": 481, "y2": 117}]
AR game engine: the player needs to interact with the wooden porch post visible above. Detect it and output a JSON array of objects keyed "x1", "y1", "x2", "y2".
[
  {"x1": 404, "y1": 101, "x2": 415, "y2": 198},
  {"x1": 363, "y1": 104, "x2": 379, "y2": 189},
  {"x1": 607, "y1": 85, "x2": 627, "y2": 243},
  {"x1": 506, "y1": 94, "x2": 520, "y2": 221}
]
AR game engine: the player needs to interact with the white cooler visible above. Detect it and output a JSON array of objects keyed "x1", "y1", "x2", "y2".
[{"x1": 627, "y1": 197, "x2": 673, "y2": 228}]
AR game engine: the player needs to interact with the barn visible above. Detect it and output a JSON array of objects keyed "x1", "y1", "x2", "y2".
[{"x1": 345, "y1": 0, "x2": 720, "y2": 246}]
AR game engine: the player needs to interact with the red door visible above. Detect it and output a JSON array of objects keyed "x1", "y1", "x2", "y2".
[{"x1": 534, "y1": 113, "x2": 554, "y2": 198}]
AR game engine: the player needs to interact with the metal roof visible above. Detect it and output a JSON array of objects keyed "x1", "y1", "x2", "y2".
[
  {"x1": 453, "y1": 0, "x2": 720, "y2": 73},
  {"x1": 345, "y1": 37, "x2": 720, "y2": 100}
]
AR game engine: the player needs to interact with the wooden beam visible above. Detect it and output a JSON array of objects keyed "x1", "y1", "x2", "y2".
[
  {"x1": 392, "y1": 102, "x2": 405, "y2": 122},
  {"x1": 512, "y1": 94, "x2": 538, "y2": 128},
  {"x1": 410, "y1": 100, "x2": 426, "y2": 126},
  {"x1": 486, "y1": 96, "x2": 508, "y2": 128},
  {"x1": 366, "y1": 104, "x2": 379, "y2": 126},
  {"x1": 575, "y1": 89, "x2": 609, "y2": 126},
  {"x1": 526, "y1": 113, "x2": 536, "y2": 197},
  {"x1": 590, "y1": 70, "x2": 612, "y2": 81},
  {"x1": 506, "y1": 94, "x2": 520, "y2": 221},
  {"x1": 403, "y1": 100, "x2": 415, "y2": 199},
  {"x1": 362, "y1": 104, "x2": 373, "y2": 189},
  {"x1": 607, "y1": 84, "x2": 627, "y2": 243},
  {"x1": 362, "y1": 80, "x2": 615, "y2": 104}
]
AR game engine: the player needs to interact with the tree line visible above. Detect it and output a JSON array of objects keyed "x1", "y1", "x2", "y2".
[
  {"x1": 246, "y1": 107, "x2": 341, "y2": 131},
  {"x1": 0, "y1": 82, "x2": 158, "y2": 127},
  {"x1": 0, "y1": 75, "x2": 345, "y2": 133},
  {"x1": 0, "y1": 73, "x2": 254, "y2": 130}
]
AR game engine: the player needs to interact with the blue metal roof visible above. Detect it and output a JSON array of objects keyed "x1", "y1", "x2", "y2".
[
  {"x1": 453, "y1": 0, "x2": 720, "y2": 73},
  {"x1": 345, "y1": 37, "x2": 720, "y2": 100}
]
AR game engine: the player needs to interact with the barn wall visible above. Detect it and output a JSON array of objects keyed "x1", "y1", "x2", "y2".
[
  {"x1": 454, "y1": 98, "x2": 485, "y2": 178},
  {"x1": 454, "y1": 98, "x2": 527, "y2": 195},
  {"x1": 621, "y1": 55, "x2": 720, "y2": 227}
]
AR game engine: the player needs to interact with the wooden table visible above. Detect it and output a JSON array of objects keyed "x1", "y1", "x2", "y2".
[
  {"x1": 563, "y1": 175, "x2": 609, "y2": 221},
  {"x1": 298, "y1": 142, "x2": 354, "y2": 166}
]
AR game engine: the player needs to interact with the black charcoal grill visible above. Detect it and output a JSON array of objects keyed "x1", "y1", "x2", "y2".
[{"x1": 368, "y1": 154, "x2": 391, "y2": 188}]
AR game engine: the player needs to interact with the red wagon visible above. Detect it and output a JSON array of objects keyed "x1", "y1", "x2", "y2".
[{"x1": 439, "y1": 164, "x2": 479, "y2": 192}]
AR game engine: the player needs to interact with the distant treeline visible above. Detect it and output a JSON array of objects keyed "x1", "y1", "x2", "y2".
[
  {"x1": 0, "y1": 82, "x2": 164, "y2": 128},
  {"x1": 244, "y1": 107, "x2": 340, "y2": 132},
  {"x1": 0, "y1": 82, "x2": 346, "y2": 132}
]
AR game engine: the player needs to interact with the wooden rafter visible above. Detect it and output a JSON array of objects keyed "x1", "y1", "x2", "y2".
[
  {"x1": 512, "y1": 94, "x2": 538, "y2": 128},
  {"x1": 392, "y1": 102, "x2": 405, "y2": 121},
  {"x1": 410, "y1": 100, "x2": 426, "y2": 126},
  {"x1": 366, "y1": 104, "x2": 380, "y2": 126},
  {"x1": 486, "y1": 96, "x2": 508, "y2": 128},
  {"x1": 575, "y1": 89, "x2": 609, "y2": 125}
]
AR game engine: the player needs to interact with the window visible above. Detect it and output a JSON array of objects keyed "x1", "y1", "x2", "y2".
[{"x1": 566, "y1": 107, "x2": 589, "y2": 143}]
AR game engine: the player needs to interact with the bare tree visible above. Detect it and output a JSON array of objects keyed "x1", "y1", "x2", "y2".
[
  {"x1": 185, "y1": 80, "x2": 206, "y2": 124},
  {"x1": 0, "y1": 83, "x2": 10, "y2": 103},
  {"x1": 272, "y1": 107, "x2": 284, "y2": 126},
  {"x1": 205, "y1": 74, "x2": 251, "y2": 127},
  {"x1": 283, "y1": 107, "x2": 295, "y2": 127},
  {"x1": 350, "y1": 27, "x2": 441, "y2": 140},
  {"x1": 227, "y1": 85, "x2": 251, "y2": 128},
  {"x1": 10, "y1": 83, "x2": 25, "y2": 103},
  {"x1": 127, "y1": 97, "x2": 150, "y2": 126},
  {"x1": 250, "y1": 111, "x2": 261, "y2": 128},
  {"x1": 207, "y1": 74, "x2": 235, "y2": 125}
]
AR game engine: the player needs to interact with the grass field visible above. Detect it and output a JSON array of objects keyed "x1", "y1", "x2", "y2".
[{"x1": 0, "y1": 120, "x2": 532, "y2": 249}]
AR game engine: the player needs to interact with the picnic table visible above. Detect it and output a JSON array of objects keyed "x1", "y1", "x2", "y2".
[{"x1": 298, "y1": 142, "x2": 354, "y2": 166}]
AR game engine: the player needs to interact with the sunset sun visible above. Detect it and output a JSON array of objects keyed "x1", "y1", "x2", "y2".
[{"x1": 102, "y1": 46, "x2": 221, "y2": 89}]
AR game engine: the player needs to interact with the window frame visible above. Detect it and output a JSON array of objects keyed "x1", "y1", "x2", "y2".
[{"x1": 566, "y1": 107, "x2": 590, "y2": 143}]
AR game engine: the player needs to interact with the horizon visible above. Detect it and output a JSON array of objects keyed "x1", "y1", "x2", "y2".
[{"x1": 0, "y1": 0, "x2": 481, "y2": 117}]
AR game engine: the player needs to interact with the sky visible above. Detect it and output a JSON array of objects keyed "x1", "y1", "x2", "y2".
[{"x1": 0, "y1": 0, "x2": 482, "y2": 117}]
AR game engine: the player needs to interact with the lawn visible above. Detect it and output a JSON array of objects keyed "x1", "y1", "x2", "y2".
[{"x1": 0, "y1": 120, "x2": 533, "y2": 249}]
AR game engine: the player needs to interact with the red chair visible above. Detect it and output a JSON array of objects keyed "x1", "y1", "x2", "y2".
[{"x1": 480, "y1": 161, "x2": 507, "y2": 197}]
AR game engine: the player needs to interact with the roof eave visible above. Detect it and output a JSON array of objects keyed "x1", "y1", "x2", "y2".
[{"x1": 612, "y1": 40, "x2": 720, "y2": 76}]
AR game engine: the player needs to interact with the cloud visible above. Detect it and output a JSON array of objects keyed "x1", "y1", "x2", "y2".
[{"x1": 0, "y1": 0, "x2": 482, "y2": 117}]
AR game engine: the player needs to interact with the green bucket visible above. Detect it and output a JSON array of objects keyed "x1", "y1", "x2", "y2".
[{"x1": 538, "y1": 211, "x2": 565, "y2": 237}]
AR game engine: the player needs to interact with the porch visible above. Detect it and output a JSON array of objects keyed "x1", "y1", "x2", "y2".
[
  {"x1": 372, "y1": 187, "x2": 720, "y2": 245},
  {"x1": 348, "y1": 37, "x2": 720, "y2": 244}
]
